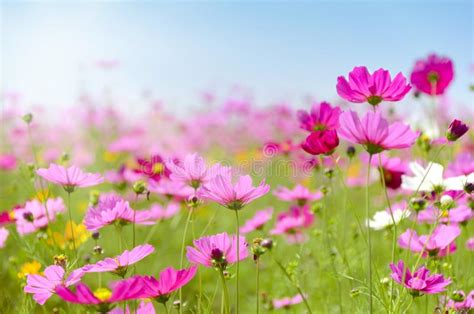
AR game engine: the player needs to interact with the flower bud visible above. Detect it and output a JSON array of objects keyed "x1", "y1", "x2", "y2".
[
  {"x1": 409, "y1": 198, "x2": 427, "y2": 212},
  {"x1": 89, "y1": 190, "x2": 100, "y2": 206},
  {"x1": 446, "y1": 119, "x2": 469, "y2": 142},
  {"x1": 92, "y1": 231, "x2": 100, "y2": 240},
  {"x1": 451, "y1": 290, "x2": 465, "y2": 302},
  {"x1": 61, "y1": 152, "x2": 70, "y2": 163},
  {"x1": 261, "y1": 238, "x2": 274, "y2": 250},
  {"x1": 346, "y1": 146, "x2": 356, "y2": 158},
  {"x1": 22, "y1": 113, "x2": 33, "y2": 124},
  {"x1": 93, "y1": 245, "x2": 104, "y2": 255},
  {"x1": 464, "y1": 182, "x2": 474, "y2": 194},
  {"x1": 132, "y1": 181, "x2": 147, "y2": 195},
  {"x1": 173, "y1": 300, "x2": 181, "y2": 309}
]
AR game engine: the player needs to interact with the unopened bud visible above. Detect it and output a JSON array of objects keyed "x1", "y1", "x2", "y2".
[
  {"x1": 93, "y1": 245, "x2": 103, "y2": 255},
  {"x1": 261, "y1": 238, "x2": 274, "y2": 250},
  {"x1": 346, "y1": 146, "x2": 356, "y2": 158},
  {"x1": 446, "y1": 119, "x2": 469, "y2": 142},
  {"x1": 22, "y1": 113, "x2": 33, "y2": 124},
  {"x1": 409, "y1": 198, "x2": 427, "y2": 212},
  {"x1": 92, "y1": 231, "x2": 100, "y2": 240},
  {"x1": 132, "y1": 181, "x2": 147, "y2": 195}
]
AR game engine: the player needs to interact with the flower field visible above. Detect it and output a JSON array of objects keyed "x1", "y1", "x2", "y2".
[{"x1": 0, "y1": 54, "x2": 473, "y2": 313}]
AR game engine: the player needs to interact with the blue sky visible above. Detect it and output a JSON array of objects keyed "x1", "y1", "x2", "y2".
[{"x1": 1, "y1": 1, "x2": 472, "y2": 112}]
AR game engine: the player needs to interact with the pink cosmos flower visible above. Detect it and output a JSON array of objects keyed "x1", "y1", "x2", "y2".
[
  {"x1": 118, "y1": 266, "x2": 197, "y2": 302},
  {"x1": 271, "y1": 205, "x2": 315, "y2": 243},
  {"x1": 82, "y1": 244, "x2": 154, "y2": 277},
  {"x1": 274, "y1": 184, "x2": 323, "y2": 205},
  {"x1": 24, "y1": 265, "x2": 84, "y2": 305},
  {"x1": 273, "y1": 294, "x2": 304, "y2": 309},
  {"x1": 0, "y1": 209, "x2": 15, "y2": 227},
  {"x1": 336, "y1": 66, "x2": 411, "y2": 106},
  {"x1": 466, "y1": 238, "x2": 474, "y2": 250},
  {"x1": 240, "y1": 208, "x2": 273, "y2": 234},
  {"x1": 416, "y1": 205, "x2": 472, "y2": 224},
  {"x1": 15, "y1": 198, "x2": 65, "y2": 235},
  {"x1": 186, "y1": 232, "x2": 248, "y2": 268},
  {"x1": 301, "y1": 130, "x2": 339, "y2": 155},
  {"x1": 198, "y1": 171, "x2": 270, "y2": 210},
  {"x1": 108, "y1": 301, "x2": 156, "y2": 314},
  {"x1": 166, "y1": 153, "x2": 223, "y2": 189},
  {"x1": 390, "y1": 260, "x2": 451, "y2": 295},
  {"x1": 143, "y1": 202, "x2": 181, "y2": 221},
  {"x1": 0, "y1": 153, "x2": 17, "y2": 170},
  {"x1": 446, "y1": 153, "x2": 474, "y2": 176},
  {"x1": 148, "y1": 179, "x2": 194, "y2": 200},
  {"x1": 0, "y1": 227, "x2": 9, "y2": 248},
  {"x1": 339, "y1": 111, "x2": 419, "y2": 154},
  {"x1": 37, "y1": 164, "x2": 104, "y2": 192},
  {"x1": 446, "y1": 290, "x2": 474, "y2": 311},
  {"x1": 84, "y1": 194, "x2": 152, "y2": 231},
  {"x1": 364, "y1": 153, "x2": 408, "y2": 189},
  {"x1": 398, "y1": 224, "x2": 461, "y2": 258},
  {"x1": 410, "y1": 54, "x2": 454, "y2": 95},
  {"x1": 297, "y1": 101, "x2": 341, "y2": 131}
]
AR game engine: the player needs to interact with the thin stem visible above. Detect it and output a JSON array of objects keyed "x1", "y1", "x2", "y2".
[
  {"x1": 272, "y1": 254, "x2": 312, "y2": 314},
  {"x1": 377, "y1": 154, "x2": 397, "y2": 312},
  {"x1": 162, "y1": 302, "x2": 169, "y2": 314},
  {"x1": 218, "y1": 269, "x2": 230, "y2": 314},
  {"x1": 366, "y1": 154, "x2": 373, "y2": 314},
  {"x1": 256, "y1": 258, "x2": 260, "y2": 314},
  {"x1": 178, "y1": 208, "x2": 193, "y2": 314},
  {"x1": 66, "y1": 192, "x2": 77, "y2": 259},
  {"x1": 234, "y1": 209, "x2": 240, "y2": 314}
]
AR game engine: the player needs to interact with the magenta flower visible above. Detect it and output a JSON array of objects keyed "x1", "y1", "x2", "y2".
[
  {"x1": 55, "y1": 281, "x2": 143, "y2": 312},
  {"x1": 37, "y1": 164, "x2": 104, "y2": 192},
  {"x1": 120, "y1": 266, "x2": 197, "y2": 303},
  {"x1": 446, "y1": 290, "x2": 474, "y2": 311},
  {"x1": 398, "y1": 224, "x2": 461, "y2": 258},
  {"x1": 273, "y1": 294, "x2": 304, "y2": 309},
  {"x1": 446, "y1": 119, "x2": 469, "y2": 142},
  {"x1": 84, "y1": 194, "x2": 153, "y2": 231},
  {"x1": 390, "y1": 260, "x2": 451, "y2": 296},
  {"x1": 15, "y1": 198, "x2": 65, "y2": 235},
  {"x1": 297, "y1": 101, "x2": 341, "y2": 131},
  {"x1": 166, "y1": 153, "x2": 223, "y2": 189},
  {"x1": 339, "y1": 111, "x2": 419, "y2": 154},
  {"x1": 365, "y1": 153, "x2": 408, "y2": 189},
  {"x1": 108, "y1": 301, "x2": 156, "y2": 314},
  {"x1": 240, "y1": 208, "x2": 273, "y2": 234},
  {"x1": 133, "y1": 154, "x2": 169, "y2": 182},
  {"x1": 82, "y1": 244, "x2": 154, "y2": 277},
  {"x1": 273, "y1": 184, "x2": 322, "y2": 205},
  {"x1": 186, "y1": 232, "x2": 248, "y2": 268},
  {"x1": 302, "y1": 130, "x2": 339, "y2": 155},
  {"x1": 337, "y1": 66, "x2": 411, "y2": 106},
  {"x1": 410, "y1": 54, "x2": 454, "y2": 95},
  {"x1": 24, "y1": 265, "x2": 84, "y2": 305},
  {"x1": 271, "y1": 205, "x2": 315, "y2": 244},
  {"x1": 198, "y1": 171, "x2": 269, "y2": 210}
]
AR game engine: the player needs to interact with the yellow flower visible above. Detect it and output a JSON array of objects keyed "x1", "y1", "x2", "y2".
[
  {"x1": 18, "y1": 261, "x2": 41, "y2": 279},
  {"x1": 49, "y1": 222, "x2": 90, "y2": 249}
]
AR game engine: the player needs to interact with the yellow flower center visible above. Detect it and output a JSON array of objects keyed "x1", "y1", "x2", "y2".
[
  {"x1": 93, "y1": 288, "x2": 112, "y2": 302},
  {"x1": 152, "y1": 163, "x2": 164, "y2": 174}
]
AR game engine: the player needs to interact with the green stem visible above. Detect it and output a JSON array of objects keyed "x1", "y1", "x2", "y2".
[
  {"x1": 66, "y1": 192, "x2": 77, "y2": 259},
  {"x1": 234, "y1": 209, "x2": 240, "y2": 314},
  {"x1": 178, "y1": 208, "x2": 193, "y2": 314},
  {"x1": 377, "y1": 154, "x2": 396, "y2": 312},
  {"x1": 272, "y1": 255, "x2": 312, "y2": 314},
  {"x1": 256, "y1": 258, "x2": 260, "y2": 314},
  {"x1": 162, "y1": 302, "x2": 169, "y2": 314},
  {"x1": 218, "y1": 269, "x2": 230, "y2": 314},
  {"x1": 366, "y1": 154, "x2": 373, "y2": 313}
]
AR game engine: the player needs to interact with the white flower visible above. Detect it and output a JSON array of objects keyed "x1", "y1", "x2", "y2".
[
  {"x1": 401, "y1": 162, "x2": 469, "y2": 192},
  {"x1": 366, "y1": 208, "x2": 411, "y2": 230}
]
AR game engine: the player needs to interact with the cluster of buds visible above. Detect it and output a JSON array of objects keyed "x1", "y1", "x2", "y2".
[
  {"x1": 251, "y1": 238, "x2": 274, "y2": 261},
  {"x1": 53, "y1": 254, "x2": 68, "y2": 268}
]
